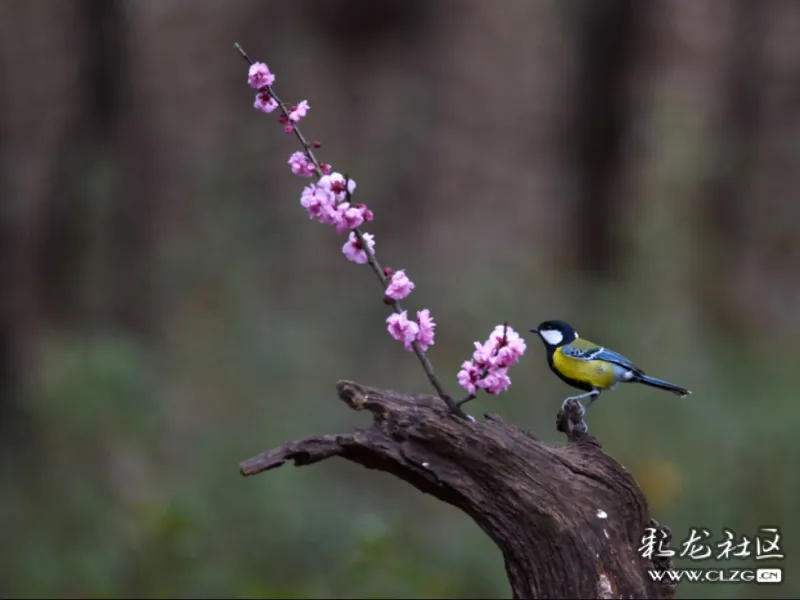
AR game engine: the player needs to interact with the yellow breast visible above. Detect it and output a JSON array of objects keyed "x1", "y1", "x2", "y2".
[{"x1": 553, "y1": 348, "x2": 619, "y2": 389}]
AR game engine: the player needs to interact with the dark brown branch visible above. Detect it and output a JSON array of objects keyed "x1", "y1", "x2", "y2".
[{"x1": 240, "y1": 380, "x2": 676, "y2": 599}]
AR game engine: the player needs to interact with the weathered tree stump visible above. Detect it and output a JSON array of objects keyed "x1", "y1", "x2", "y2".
[{"x1": 240, "y1": 380, "x2": 677, "y2": 599}]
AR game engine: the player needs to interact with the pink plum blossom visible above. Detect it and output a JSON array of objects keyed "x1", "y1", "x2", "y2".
[
  {"x1": 319, "y1": 172, "x2": 356, "y2": 201},
  {"x1": 457, "y1": 360, "x2": 481, "y2": 396},
  {"x1": 289, "y1": 100, "x2": 309, "y2": 122},
  {"x1": 478, "y1": 368, "x2": 512, "y2": 395},
  {"x1": 457, "y1": 324, "x2": 527, "y2": 397},
  {"x1": 415, "y1": 309, "x2": 436, "y2": 351},
  {"x1": 248, "y1": 62, "x2": 275, "y2": 89},
  {"x1": 288, "y1": 151, "x2": 316, "y2": 177},
  {"x1": 300, "y1": 183, "x2": 336, "y2": 224},
  {"x1": 386, "y1": 311, "x2": 419, "y2": 351},
  {"x1": 332, "y1": 202, "x2": 365, "y2": 233},
  {"x1": 355, "y1": 203, "x2": 374, "y2": 221},
  {"x1": 385, "y1": 270, "x2": 415, "y2": 300},
  {"x1": 254, "y1": 91, "x2": 278, "y2": 114},
  {"x1": 491, "y1": 325, "x2": 527, "y2": 368},
  {"x1": 472, "y1": 339, "x2": 496, "y2": 370},
  {"x1": 342, "y1": 231, "x2": 375, "y2": 264}
]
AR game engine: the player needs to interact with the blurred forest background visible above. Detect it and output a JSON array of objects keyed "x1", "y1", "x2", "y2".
[{"x1": 0, "y1": 0, "x2": 798, "y2": 598}]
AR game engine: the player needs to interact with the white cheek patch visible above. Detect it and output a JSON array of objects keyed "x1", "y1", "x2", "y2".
[{"x1": 539, "y1": 329, "x2": 564, "y2": 345}]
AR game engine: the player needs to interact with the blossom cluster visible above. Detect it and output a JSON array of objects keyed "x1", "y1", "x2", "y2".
[
  {"x1": 245, "y1": 59, "x2": 435, "y2": 354},
  {"x1": 386, "y1": 309, "x2": 436, "y2": 352},
  {"x1": 248, "y1": 63, "x2": 310, "y2": 133},
  {"x1": 457, "y1": 325, "x2": 527, "y2": 396}
]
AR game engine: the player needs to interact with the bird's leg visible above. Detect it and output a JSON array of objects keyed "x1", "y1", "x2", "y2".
[
  {"x1": 561, "y1": 389, "x2": 601, "y2": 417},
  {"x1": 584, "y1": 389, "x2": 601, "y2": 410},
  {"x1": 562, "y1": 390, "x2": 597, "y2": 404},
  {"x1": 561, "y1": 392, "x2": 589, "y2": 416}
]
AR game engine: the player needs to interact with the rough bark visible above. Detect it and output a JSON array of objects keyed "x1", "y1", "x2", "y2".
[{"x1": 240, "y1": 380, "x2": 677, "y2": 600}]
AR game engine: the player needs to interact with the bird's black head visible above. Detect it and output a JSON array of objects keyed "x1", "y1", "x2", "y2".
[{"x1": 529, "y1": 319, "x2": 578, "y2": 348}]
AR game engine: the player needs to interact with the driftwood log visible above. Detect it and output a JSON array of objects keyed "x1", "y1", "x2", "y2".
[{"x1": 240, "y1": 380, "x2": 677, "y2": 599}]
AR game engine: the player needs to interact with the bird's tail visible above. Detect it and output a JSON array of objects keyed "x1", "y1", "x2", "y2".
[{"x1": 634, "y1": 374, "x2": 691, "y2": 397}]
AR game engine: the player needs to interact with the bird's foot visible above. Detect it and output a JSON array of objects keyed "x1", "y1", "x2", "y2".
[
  {"x1": 561, "y1": 396, "x2": 587, "y2": 418},
  {"x1": 557, "y1": 396, "x2": 590, "y2": 438}
]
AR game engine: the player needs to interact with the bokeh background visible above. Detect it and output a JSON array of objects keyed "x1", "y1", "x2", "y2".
[{"x1": 1, "y1": 0, "x2": 798, "y2": 598}]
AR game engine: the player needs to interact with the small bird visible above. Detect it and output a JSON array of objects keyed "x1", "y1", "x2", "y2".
[{"x1": 530, "y1": 319, "x2": 691, "y2": 412}]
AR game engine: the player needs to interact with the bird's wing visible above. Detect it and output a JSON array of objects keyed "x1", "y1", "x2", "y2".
[
  {"x1": 561, "y1": 342, "x2": 641, "y2": 371},
  {"x1": 560, "y1": 342, "x2": 604, "y2": 360}
]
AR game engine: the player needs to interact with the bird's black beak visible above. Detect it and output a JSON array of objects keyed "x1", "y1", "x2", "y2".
[{"x1": 529, "y1": 328, "x2": 538, "y2": 334}]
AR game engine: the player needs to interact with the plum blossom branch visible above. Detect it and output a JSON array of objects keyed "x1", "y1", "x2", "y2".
[
  {"x1": 234, "y1": 43, "x2": 468, "y2": 418},
  {"x1": 456, "y1": 322, "x2": 527, "y2": 406}
]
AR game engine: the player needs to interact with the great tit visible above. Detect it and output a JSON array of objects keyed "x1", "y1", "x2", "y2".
[{"x1": 530, "y1": 319, "x2": 691, "y2": 412}]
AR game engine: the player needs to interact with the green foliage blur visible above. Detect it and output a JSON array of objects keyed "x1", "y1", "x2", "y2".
[{"x1": 2, "y1": 166, "x2": 797, "y2": 598}]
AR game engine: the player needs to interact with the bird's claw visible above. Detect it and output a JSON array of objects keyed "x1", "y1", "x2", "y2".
[
  {"x1": 561, "y1": 396, "x2": 586, "y2": 417},
  {"x1": 559, "y1": 396, "x2": 590, "y2": 436},
  {"x1": 556, "y1": 399, "x2": 590, "y2": 438}
]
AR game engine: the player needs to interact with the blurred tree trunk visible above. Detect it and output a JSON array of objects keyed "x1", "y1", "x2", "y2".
[
  {"x1": 41, "y1": 0, "x2": 157, "y2": 335},
  {"x1": 566, "y1": 0, "x2": 645, "y2": 279},
  {"x1": 89, "y1": 0, "x2": 157, "y2": 336},
  {"x1": 695, "y1": 0, "x2": 767, "y2": 340},
  {"x1": 303, "y1": 0, "x2": 443, "y2": 228},
  {"x1": 0, "y1": 2, "x2": 86, "y2": 450},
  {"x1": 0, "y1": 0, "x2": 160, "y2": 449},
  {"x1": 0, "y1": 63, "x2": 31, "y2": 450}
]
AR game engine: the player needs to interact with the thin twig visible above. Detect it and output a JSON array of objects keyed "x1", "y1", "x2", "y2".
[{"x1": 235, "y1": 43, "x2": 467, "y2": 419}]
